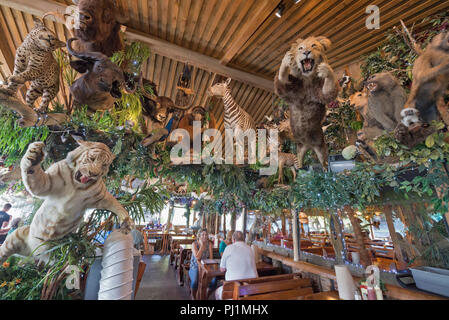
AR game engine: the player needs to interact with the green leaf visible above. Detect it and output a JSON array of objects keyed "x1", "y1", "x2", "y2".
[{"x1": 425, "y1": 135, "x2": 435, "y2": 148}]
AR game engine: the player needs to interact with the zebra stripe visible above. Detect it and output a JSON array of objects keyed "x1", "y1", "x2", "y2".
[{"x1": 222, "y1": 88, "x2": 255, "y2": 132}]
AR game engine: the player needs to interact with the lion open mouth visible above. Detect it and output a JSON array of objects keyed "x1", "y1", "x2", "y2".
[
  {"x1": 301, "y1": 58, "x2": 315, "y2": 73},
  {"x1": 75, "y1": 170, "x2": 92, "y2": 184}
]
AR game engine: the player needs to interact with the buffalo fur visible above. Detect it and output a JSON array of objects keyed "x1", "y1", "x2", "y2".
[
  {"x1": 274, "y1": 36, "x2": 338, "y2": 169},
  {"x1": 72, "y1": 0, "x2": 125, "y2": 57}
]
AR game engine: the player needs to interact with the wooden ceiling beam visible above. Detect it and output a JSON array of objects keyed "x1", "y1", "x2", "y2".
[
  {"x1": 0, "y1": 0, "x2": 274, "y2": 93},
  {"x1": 219, "y1": 0, "x2": 281, "y2": 65}
]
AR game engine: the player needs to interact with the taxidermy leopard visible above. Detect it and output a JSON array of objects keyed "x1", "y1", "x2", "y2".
[
  {"x1": 0, "y1": 18, "x2": 65, "y2": 112},
  {"x1": 0, "y1": 140, "x2": 134, "y2": 264}
]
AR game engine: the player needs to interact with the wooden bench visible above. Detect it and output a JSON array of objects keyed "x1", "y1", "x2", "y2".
[
  {"x1": 222, "y1": 273, "x2": 313, "y2": 300},
  {"x1": 234, "y1": 278, "x2": 313, "y2": 300}
]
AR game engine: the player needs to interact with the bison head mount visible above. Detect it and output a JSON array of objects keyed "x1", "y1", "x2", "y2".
[
  {"x1": 68, "y1": 37, "x2": 125, "y2": 111},
  {"x1": 72, "y1": 0, "x2": 128, "y2": 56}
]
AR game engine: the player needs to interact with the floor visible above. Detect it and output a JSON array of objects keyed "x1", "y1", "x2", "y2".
[{"x1": 135, "y1": 254, "x2": 191, "y2": 300}]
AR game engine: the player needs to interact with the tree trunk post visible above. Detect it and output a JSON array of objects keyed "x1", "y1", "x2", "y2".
[
  {"x1": 345, "y1": 206, "x2": 371, "y2": 267},
  {"x1": 384, "y1": 204, "x2": 407, "y2": 269},
  {"x1": 291, "y1": 209, "x2": 301, "y2": 261},
  {"x1": 242, "y1": 207, "x2": 248, "y2": 241},
  {"x1": 330, "y1": 210, "x2": 347, "y2": 264},
  {"x1": 231, "y1": 211, "x2": 236, "y2": 232}
]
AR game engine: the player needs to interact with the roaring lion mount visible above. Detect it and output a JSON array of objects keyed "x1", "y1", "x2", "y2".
[
  {"x1": 0, "y1": 140, "x2": 134, "y2": 263},
  {"x1": 274, "y1": 36, "x2": 339, "y2": 169}
]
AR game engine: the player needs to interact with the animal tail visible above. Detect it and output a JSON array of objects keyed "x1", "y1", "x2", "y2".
[
  {"x1": 0, "y1": 226, "x2": 30, "y2": 263},
  {"x1": 294, "y1": 155, "x2": 300, "y2": 170}
]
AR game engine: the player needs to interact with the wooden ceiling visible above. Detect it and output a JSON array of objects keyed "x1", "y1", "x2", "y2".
[{"x1": 0, "y1": 0, "x2": 448, "y2": 134}]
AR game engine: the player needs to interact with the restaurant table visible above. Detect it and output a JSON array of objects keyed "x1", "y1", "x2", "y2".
[{"x1": 196, "y1": 261, "x2": 279, "y2": 300}]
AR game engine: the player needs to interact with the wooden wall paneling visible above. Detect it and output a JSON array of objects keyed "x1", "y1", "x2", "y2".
[
  {"x1": 233, "y1": 0, "x2": 305, "y2": 68},
  {"x1": 251, "y1": 0, "x2": 342, "y2": 75},
  {"x1": 330, "y1": 0, "x2": 449, "y2": 69},
  {"x1": 254, "y1": 92, "x2": 274, "y2": 125},
  {"x1": 215, "y1": 0, "x2": 255, "y2": 60},
  {"x1": 220, "y1": 0, "x2": 281, "y2": 65},
  {"x1": 182, "y1": 0, "x2": 203, "y2": 50},
  {"x1": 159, "y1": 56, "x2": 170, "y2": 96},
  {"x1": 159, "y1": 0, "x2": 169, "y2": 41},
  {"x1": 165, "y1": 59, "x2": 176, "y2": 99},
  {"x1": 153, "y1": 54, "x2": 163, "y2": 90},
  {"x1": 237, "y1": 0, "x2": 324, "y2": 71},
  {"x1": 149, "y1": 0, "x2": 159, "y2": 38},
  {"x1": 167, "y1": 0, "x2": 180, "y2": 44},
  {"x1": 173, "y1": 0, "x2": 191, "y2": 47},
  {"x1": 197, "y1": 0, "x2": 231, "y2": 54},
  {"x1": 189, "y1": 0, "x2": 216, "y2": 53},
  {"x1": 203, "y1": 0, "x2": 241, "y2": 57},
  {"x1": 170, "y1": 61, "x2": 184, "y2": 100},
  {"x1": 138, "y1": 0, "x2": 150, "y2": 34}
]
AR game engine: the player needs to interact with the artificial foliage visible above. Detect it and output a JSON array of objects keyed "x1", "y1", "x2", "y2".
[{"x1": 1, "y1": 11, "x2": 449, "y2": 299}]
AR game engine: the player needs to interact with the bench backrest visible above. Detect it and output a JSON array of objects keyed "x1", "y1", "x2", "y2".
[
  {"x1": 221, "y1": 273, "x2": 302, "y2": 300},
  {"x1": 235, "y1": 278, "x2": 313, "y2": 300}
]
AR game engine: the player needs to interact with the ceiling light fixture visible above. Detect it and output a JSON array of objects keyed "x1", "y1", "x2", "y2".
[
  {"x1": 294, "y1": 0, "x2": 301, "y2": 3},
  {"x1": 275, "y1": 4, "x2": 285, "y2": 18}
]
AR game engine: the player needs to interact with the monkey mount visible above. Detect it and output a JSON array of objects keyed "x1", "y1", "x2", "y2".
[
  {"x1": 393, "y1": 122, "x2": 436, "y2": 149},
  {"x1": 0, "y1": 90, "x2": 68, "y2": 127}
]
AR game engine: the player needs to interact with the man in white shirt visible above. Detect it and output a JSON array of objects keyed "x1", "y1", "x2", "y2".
[{"x1": 215, "y1": 231, "x2": 258, "y2": 300}]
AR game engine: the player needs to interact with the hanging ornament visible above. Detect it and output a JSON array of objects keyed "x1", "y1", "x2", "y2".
[{"x1": 175, "y1": 65, "x2": 195, "y2": 107}]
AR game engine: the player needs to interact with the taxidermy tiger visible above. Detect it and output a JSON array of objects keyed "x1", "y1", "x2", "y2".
[
  {"x1": 0, "y1": 18, "x2": 65, "y2": 112},
  {"x1": 0, "y1": 140, "x2": 134, "y2": 264}
]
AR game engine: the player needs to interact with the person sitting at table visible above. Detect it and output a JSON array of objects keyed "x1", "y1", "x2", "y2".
[
  {"x1": 219, "y1": 231, "x2": 233, "y2": 257},
  {"x1": 189, "y1": 228, "x2": 216, "y2": 300},
  {"x1": 215, "y1": 231, "x2": 258, "y2": 300}
]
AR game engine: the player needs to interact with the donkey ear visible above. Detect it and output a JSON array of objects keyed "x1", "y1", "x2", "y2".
[
  {"x1": 315, "y1": 36, "x2": 332, "y2": 51},
  {"x1": 225, "y1": 78, "x2": 232, "y2": 86}
]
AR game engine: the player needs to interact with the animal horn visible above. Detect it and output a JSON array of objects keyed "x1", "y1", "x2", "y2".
[
  {"x1": 123, "y1": 72, "x2": 142, "y2": 95},
  {"x1": 66, "y1": 38, "x2": 108, "y2": 62}
]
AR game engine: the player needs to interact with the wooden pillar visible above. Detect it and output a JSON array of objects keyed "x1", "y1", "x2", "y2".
[
  {"x1": 384, "y1": 205, "x2": 407, "y2": 269},
  {"x1": 281, "y1": 212, "x2": 286, "y2": 236},
  {"x1": 288, "y1": 217, "x2": 293, "y2": 237},
  {"x1": 223, "y1": 213, "x2": 226, "y2": 235},
  {"x1": 292, "y1": 209, "x2": 300, "y2": 261},
  {"x1": 201, "y1": 209, "x2": 206, "y2": 229},
  {"x1": 231, "y1": 212, "x2": 237, "y2": 232},
  {"x1": 167, "y1": 200, "x2": 174, "y2": 229},
  {"x1": 242, "y1": 207, "x2": 248, "y2": 241},
  {"x1": 185, "y1": 205, "x2": 190, "y2": 228},
  {"x1": 215, "y1": 213, "x2": 220, "y2": 235},
  {"x1": 345, "y1": 206, "x2": 371, "y2": 267},
  {"x1": 330, "y1": 210, "x2": 347, "y2": 264}
]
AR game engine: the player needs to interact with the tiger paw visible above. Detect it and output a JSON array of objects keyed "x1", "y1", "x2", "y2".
[{"x1": 22, "y1": 142, "x2": 45, "y2": 172}]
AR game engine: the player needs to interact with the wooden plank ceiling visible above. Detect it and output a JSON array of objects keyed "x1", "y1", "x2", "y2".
[{"x1": 0, "y1": 0, "x2": 448, "y2": 134}]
